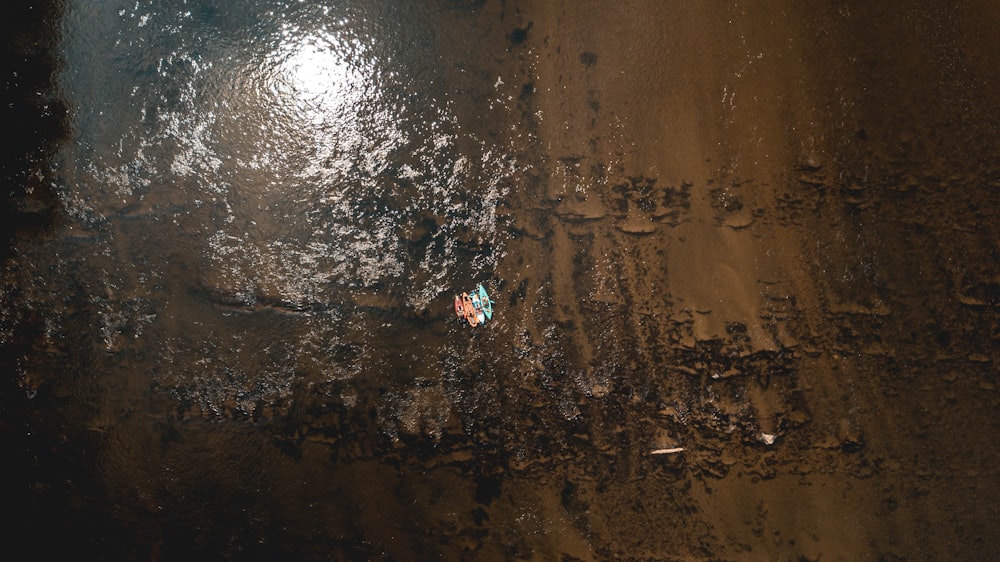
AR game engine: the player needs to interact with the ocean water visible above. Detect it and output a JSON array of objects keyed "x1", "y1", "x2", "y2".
[
  {"x1": 45, "y1": 0, "x2": 519, "y2": 422},
  {"x1": 7, "y1": 1, "x2": 526, "y2": 557}
]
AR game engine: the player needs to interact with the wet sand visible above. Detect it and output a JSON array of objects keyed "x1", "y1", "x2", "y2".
[
  {"x1": 4, "y1": 1, "x2": 1000, "y2": 560},
  {"x1": 485, "y1": 2, "x2": 1000, "y2": 559}
]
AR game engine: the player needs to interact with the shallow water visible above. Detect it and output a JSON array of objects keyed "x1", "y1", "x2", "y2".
[
  {"x1": 4, "y1": 1, "x2": 1000, "y2": 560},
  {"x1": 43, "y1": 0, "x2": 517, "y2": 428}
]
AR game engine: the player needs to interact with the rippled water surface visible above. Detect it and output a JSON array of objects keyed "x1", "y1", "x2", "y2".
[
  {"x1": 64, "y1": 0, "x2": 508, "y2": 289},
  {"x1": 9, "y1": 4, "x2": 530, "y2": 553},
  {"x1": 47, "y1": 0, "x2": 518, "y2": 418}
]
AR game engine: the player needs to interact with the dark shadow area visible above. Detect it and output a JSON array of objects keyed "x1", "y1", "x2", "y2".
[
  {"x1": 1, "y1": 2, "x2": 84, "y2": 560},
  {"x1": 1, "y1": 2, "x2": 68, "y2": 264}
]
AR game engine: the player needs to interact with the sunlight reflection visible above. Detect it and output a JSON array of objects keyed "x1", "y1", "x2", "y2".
[{"x1": 277, "y1": 31, "x2": 365, "y2": 120}]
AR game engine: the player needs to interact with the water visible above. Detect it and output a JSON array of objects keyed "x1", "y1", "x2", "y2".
[
  {"x1": 5, "y1": 1, "x2": 1000, "y2": 560},
  {"x1": 62, "y1": 0, "x2": 506, "y2": 293},
  {"x1": 8, "y1": 2, "x2": 527, "y2": 555},
  {"x1": 43, "y1": 0, "x2": 517, "y2": 422}
]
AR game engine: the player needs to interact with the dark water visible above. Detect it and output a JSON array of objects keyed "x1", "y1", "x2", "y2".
[
  {"x1": 44, "y1": 1, "x2": 515, "y2": 425},
  {"x1": 4, "y1": 1, "x2": 1000, "y2": 560},
  {"x1": 7, "y1": 0, "x2": 520, "y2": 558}
]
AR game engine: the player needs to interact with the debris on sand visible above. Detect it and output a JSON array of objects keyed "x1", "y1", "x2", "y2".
[
  {"x1": 616, "y1": 216, "x2": 658, "y2": 234},
  {"x1": 650, "y1": 447, "x2": 686, "y2": 455}
]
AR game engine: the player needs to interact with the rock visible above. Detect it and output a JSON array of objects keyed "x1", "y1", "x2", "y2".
[
  {"x1": 615, "y1": 217, "x2": 658, "y2": 234},
  {"x1": 798, "y1": 173, "x2": 829, "y2": 187},
  {"x1": 802, "y1": 153, "x2": 823, "y2": 170},
  {"x1": 556, "y1": 198, "x2": 606, "y2": 221},
  {"x1": 724, "y1": 211, "x2": 754, "y2": 229},
  {"x1": 711, "y1": 368, "x2": 741, "y2": 379},
  {"x1": 838, "y1": 418, "x2": 865, "y2": 453}
]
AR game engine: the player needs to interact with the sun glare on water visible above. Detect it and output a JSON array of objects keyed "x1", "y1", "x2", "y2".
[{"x1": 277, "y1": 31, "x2": 366, "y2": 120}]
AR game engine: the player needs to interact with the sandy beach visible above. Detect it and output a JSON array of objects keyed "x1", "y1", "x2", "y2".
[
  {"x1": 3, "y1": 1, "x2": 999, "y2": 560},
  {"x1": 463, "y1": 2, "x2": 1000, "y2": 559}
]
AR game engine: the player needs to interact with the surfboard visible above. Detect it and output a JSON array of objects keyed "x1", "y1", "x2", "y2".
[
  {"x1": 461, "y1": 292, "x2": 478, "y2": 326},
  {"x1": 477, "y1": 284, "x2": 493, "y2": 320}
]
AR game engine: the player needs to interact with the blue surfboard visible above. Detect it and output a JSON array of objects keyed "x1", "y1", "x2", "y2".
[{"x1": 477, "y1": 284, "x2": 493, "y2": 320}]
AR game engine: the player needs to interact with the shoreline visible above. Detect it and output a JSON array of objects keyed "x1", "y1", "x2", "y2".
[{"x1": 2, "y1": 1, "x2": 997, "y2": 559}]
